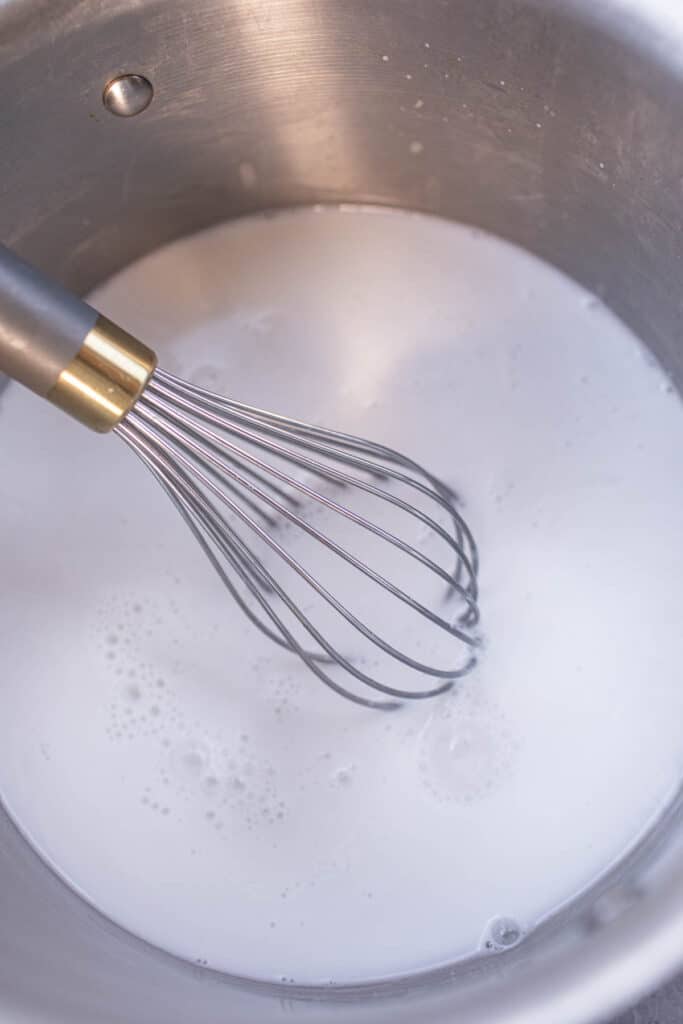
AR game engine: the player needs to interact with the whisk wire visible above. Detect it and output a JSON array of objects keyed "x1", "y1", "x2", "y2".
[
  {"x1": 125, "y1": 408, "x2": 477, "y2": 662},
  {"x1": 118, "y1": 419, "x2": 463, "y2": 708},
  {"x1": 154, "y1": 372, "x2": 479, "y2": 619},
  {"x1": 145, "y1": 376, "x2": 479, "y2": 613},
  {"x1": 116, "y1": 426, "x2": 399, "y2": 710},
  {"x1": 115, "y1": 368, "x2": 481, "y2": 707}
]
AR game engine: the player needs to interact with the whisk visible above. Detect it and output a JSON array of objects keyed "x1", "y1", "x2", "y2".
[{"x1": 0, "y1": 242, "x2": 480, "y2": 709}]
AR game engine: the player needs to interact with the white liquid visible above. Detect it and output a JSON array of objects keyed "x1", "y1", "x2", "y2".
[{"x1": 1, "y1": 206, "x2": 683, "y2": 984}]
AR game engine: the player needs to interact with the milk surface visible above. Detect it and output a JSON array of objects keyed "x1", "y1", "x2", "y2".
[{"x1": 1, "y1": 206, "x2": 683, "y2": 984}]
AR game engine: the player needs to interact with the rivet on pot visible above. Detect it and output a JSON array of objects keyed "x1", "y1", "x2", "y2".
[{"x1": 102, "y1": 74, "x2": 154, "y2": 117}]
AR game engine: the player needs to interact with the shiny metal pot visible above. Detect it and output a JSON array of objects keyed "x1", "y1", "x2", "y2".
[{"x1": 2, "y1": 1, "x2": 683, "y2": 1021}]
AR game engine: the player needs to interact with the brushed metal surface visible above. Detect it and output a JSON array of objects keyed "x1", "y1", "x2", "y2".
[
  {"x1": 0, "y1": 243, "x2": 96, "y2": 395},
  {"x1": 2, "y1": 1, "x2": 683, "y2": 1022}
]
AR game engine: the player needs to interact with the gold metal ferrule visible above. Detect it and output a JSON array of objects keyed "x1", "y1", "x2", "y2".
[{"x1": 47, "y1": 316, "x2": 157, "y2": 432}]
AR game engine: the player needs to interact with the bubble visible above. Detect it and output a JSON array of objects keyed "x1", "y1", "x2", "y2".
[
  {"x1": 174, "y1": 740, "x2": 209, "y2": 776},
  {"x1": 419, "y1": 688, "x2": 517, "y2": 804},
  {"x1": 484, "y1": 916, "x2": 523, "y2": 950},
  {"x1": 334, "y1": 766, "x2": 354, "y2": 787}
]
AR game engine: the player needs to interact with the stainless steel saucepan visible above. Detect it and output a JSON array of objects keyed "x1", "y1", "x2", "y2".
[{"x1": 2, "y1": 2, "x2": 683, "y2": 1022}]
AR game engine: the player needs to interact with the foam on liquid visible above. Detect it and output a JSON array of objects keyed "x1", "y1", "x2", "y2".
[{"x1": 1, "y1": 206, "x2": 683, "y2": 984}]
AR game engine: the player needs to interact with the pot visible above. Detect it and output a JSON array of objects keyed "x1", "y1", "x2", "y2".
[{"x1": 1, "y1": 1, "x2": 683, "y2": 1021}]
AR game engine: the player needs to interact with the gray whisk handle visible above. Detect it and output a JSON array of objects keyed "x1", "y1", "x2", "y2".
[
  {"x1": 0, "y1": 243, "x2": 156, "y2": 432},
  {"x1": 0, "y1": 242, "x2": 97, "y2": 397}
]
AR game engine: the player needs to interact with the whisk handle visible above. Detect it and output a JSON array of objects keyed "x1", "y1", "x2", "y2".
[
  {"x1": 0, "y1": 243, "x2": 156, "y2": 432},
  {"x1": 0, "y1": 242, "x2": 96, "y2": 396}
]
